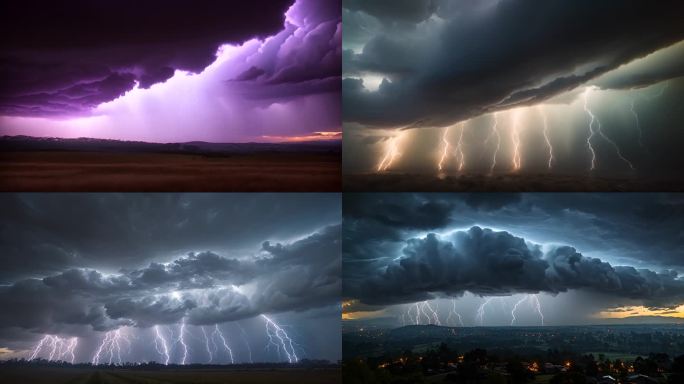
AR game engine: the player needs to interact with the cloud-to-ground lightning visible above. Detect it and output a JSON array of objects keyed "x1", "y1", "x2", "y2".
[
  {"x1": 201, "y1": 326, "x2": 213, "y2": 363},
  {"x1": 446, "y1": 299, "x2": 464, "y2": 326},
  {"x1": 629, "y1": 99, "x2": 644, "y2": 148},
  {"x1": 510, "y1": 295, "x2": 545, "y2": 326},
  {"x1": 455, "y1": 122, "x2": 466, "y2": 172},
  {"x1": 538, "y1": 107, "x2": 554, "y2": 170},
  {"x1": 176, "y1": 320, "x2": 189, "y2": 365},
  {"x1": 583, "y1": 87, "x2": 635, "y2": 171},
  {"x1": 510, "y1": 110, "x2": 522, "y2": 171},
  {"x1": 475, "y1": 297, "x2": 494, "y2": 326},
  {"x1": 236, "y1": 322, "x2": 253, "y2": 363},
  {"x1": 153, "y1": 325, "x2": 171, "y2": 365},
  {"x1": 377, "y1": 134, "x2": 401, "y2": 172},
  {"x1": 422, "y1": 301, "x2": 442, "y2": 325},
  {"x1": 261, "y1": 314, "x2": 298, "y2": 363},
  {"x1": 92, "y1": 329, "x2": 128, "y2": 365},
  {"x1": 29, "y1": 335, "x2": 78, "y2": 363},
  {"x1": 438, "y1": 126, "x2": 451, "y2": 172},
  {"x1": 213, "y1": 324, "x2": 235, "y2": 364},
  {"x1": 486, "y1": 113, "x2": 500, "y2": 175}
]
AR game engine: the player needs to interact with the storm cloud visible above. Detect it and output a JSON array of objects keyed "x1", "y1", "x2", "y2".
[
  {"x1": 0, "y1": 194, "x2": 341, "y2": 362},
  {"x1": 343, "y1": 0, "x2": 684, "y2": 128},
  {"x1": 343, "y1": 193, "x2": 684, "y2": 314}
]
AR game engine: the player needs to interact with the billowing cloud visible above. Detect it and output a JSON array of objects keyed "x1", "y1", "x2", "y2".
[
  {"x1": 0, "y1": 0, "x2": 341, "y2": 143},
  {"x1": 343, "y1": 0, "x2": 684, "y2": 128},
  {"x1": 0, "y1": 224, "x2": 340, "y2": 333},
  {"x1": 351, "y1": 227, "x2": 684, "y2": 309}
]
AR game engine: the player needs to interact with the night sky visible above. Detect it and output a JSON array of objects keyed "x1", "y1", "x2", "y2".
[
  {"x1": 0, "y1": 194, "x2": 341, "y2": 363},
  {"x1": 343, "y1": 193, "x2": 684, "y2": 327},
  {"x1": 0, "y1": 0, "x2": 341, "y2": 143},
  {"x1": 343, "y1": 0, "x2": 684, "y2": 177}
]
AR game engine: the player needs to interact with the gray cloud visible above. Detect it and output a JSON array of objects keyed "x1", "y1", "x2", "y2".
[
  {"x1": 351, "y1": 226, "x2": 684, "y2": 309},
  {"x1": 343, "y1": 0, "x2": 684, "y2": 128}
]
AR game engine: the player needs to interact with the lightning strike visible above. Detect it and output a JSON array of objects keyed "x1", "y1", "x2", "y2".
[
  {"x1": 201, "y1": 326, "x2": 213, "y2": 363},
  {"x1": 377, "y1": 134, "x2": 401, "y2": 172},
  {"x1": 538, "y1": 107, "x2": 554, "y2": 170},
  {"x1": 29, "y1": 335, "x2": 78, "y2": 363},
  {"x1": 177, "y1": 320, "x2": 189, "y2": 365},
  {"x1": 455, "y1": 122, "x2": 466, "y2": 172},
  {"x1": 422, "y1": 301, "x2": 442, "y2": 325},
  {"x1": 438, "y1": 126, "x2": 451, "y2": 172},
  {"x1": 213, "y1": 324, "x2": 235, "y2": 364},
  {"x1": 446, "y1": 299, "x2": 464, "y2": 327},
  {"x1": 529, "y1": 294, "x2": 545, "y2": 326},
  {"x1": 510, "y1": 296, "x2": 528, "y2": 326},
  {"x1": 487, "y1": 113, "x2": 500, "y2": 175},
  {"x1": 92, "y1": 329, "x2": 127, "y2": 365},
  {"x1": 584, "y1": 87, "x2": 635, "y2": 171},
  {"x1": 510, "y1": 295, "x2": 545, "y2": 326},
  {"x1": 153, "y1": 325, "x2": 171, "y2": 365},
  {"x1": 261, "y1": 314, "x2": 298, "y2": 363},
  {"x1": 510, "y1": 110, "x2": 522, "y2": 171},
  {"x1": 475, "y1": 297, "x2": 494, "y2": 326},
  {"x1": 236, "y1": 322, "x2": 253, "y2": 364}
]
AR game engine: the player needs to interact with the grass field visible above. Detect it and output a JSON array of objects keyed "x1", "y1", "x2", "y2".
[
  {"x1": 0, "y1": 151, "x2": 341, "y2": 191},
  {"x1": 0, "y1": 366, "x2": 342, "y2": 384}
]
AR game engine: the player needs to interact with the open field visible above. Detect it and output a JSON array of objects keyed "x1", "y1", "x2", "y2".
[
  {"x1": 0, "y1": 366, "x2": 342, "y2": 384},
  {"x1": 0, "y1": 151, "x2": 340, "y2": 191},
  {"x1": 344, "y1": 172, "x2": 684, "y2": 192}
]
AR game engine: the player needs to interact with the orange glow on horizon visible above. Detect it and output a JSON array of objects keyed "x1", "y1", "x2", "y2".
[
  {"x1": 259, "y1": 131, "x2": 342, "y2": 143},
  {"x1": 596, "y1": 304, "x2": 684, "y2": 319}
]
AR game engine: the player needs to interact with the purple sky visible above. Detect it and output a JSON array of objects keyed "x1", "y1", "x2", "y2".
[{"x1": 0, "y1": 0, "x2": 341, "y2": 143}]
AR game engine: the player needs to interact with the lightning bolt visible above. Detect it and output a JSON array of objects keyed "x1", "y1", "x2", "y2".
[
  {"x1": 529, "y1": 294, "x2": 544, "y2": 326},
  {"x1": 446, "y1": 299, "x2": 464, "y2": 327},
  {"x1": 629, "y1": 99, "x2": 644, "y2": 148},
  {"x1": 510, "y1": 295, "x2": 545, "y2": 326},
  {"x1": 177, "y1": 320, "x2": 189, "y2": 365},
  {"x1": 422, "y1": 301, "x2": 442, "y2": 325},
  {"x1": 213, "y1": 324, "x2": 235, "y2": 364},
  {"x1": 538, "y1": 107, "x2": 554, "y2": 170},
  {"x1": 261, "y1": 314, "x2": 298, "y2": 363},
  {"x1": 29, "y1": 335, "x2": 78, "y2": 363},
  {"x1": 92, "y1": 329, "x2": 127, "y2": 365},
  {"x1": 236, "y1": 322, "x2": 253, "y2": 364},
  {"x1": 486, "y1": 113, "x2": 500, "y2": 175},
  {"x1": 377, "y1": 135, "x2": 401, "y2": 172},
  {"x1": 475, "y1": 297, "x2": 494, "y2": 326},
  {"x1": 201, "y1": 326, "x2": 213, "y2": 363},
  {"x1": 584, "y1": 87, "x2": 635, "y2": 171},
  {"x1": 510, "y1": 110, "x2": 522, "y2": 171},
  {"x1": 153, "y1": 325, "x2": 171, "y2": 365},
  {"x1": 455, "y1": 122, "x2": 466, "y2": 172},
  {"x1": 510, "y1": 296, "x2": 528, "y2": 326},
  {"x1": 438, "y1": 126, "x2": 451, "y2": 172}
]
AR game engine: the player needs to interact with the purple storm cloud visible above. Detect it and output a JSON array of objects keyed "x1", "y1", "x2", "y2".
[{"x1": 0, "y1": 0, "x2": 341, "y2": 143}]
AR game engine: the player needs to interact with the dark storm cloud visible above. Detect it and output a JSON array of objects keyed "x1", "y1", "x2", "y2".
[
  {"x1": 342, "y1": 0, "x2": 684, "y2": 128},
  {"x1": 0, "y1": 223, "x2": 340, "y2": 333},
  {"x1": 0, "y1": 0, "x2": 342, "y2": 116},
  {"x1": 0, "y1": 194, "x2": 340, "y2": 281},
  {"x1": 351, "y1": 226, "x2": 684, "y2": 309},
  {"x1": 343, "y1": 193, "x2": 684, "y2": 309}
]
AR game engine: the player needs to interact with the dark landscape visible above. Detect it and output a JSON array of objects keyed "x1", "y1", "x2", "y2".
[
  {"x1": 0, "y1": 361, "x2": 341, "y2": 384},
  {"x1": 0, "y1": 136, "x2": 341, "y2": 191},
  {"x1": 344, "y1": 173, "x2": 684, "y2": 192},
  {"x1": 343, "y1": 324, "x2": 684, "y2": 384}
]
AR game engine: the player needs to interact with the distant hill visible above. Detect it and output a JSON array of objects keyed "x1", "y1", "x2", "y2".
[{"x1": 0, "y1": 135, "x2": 341, "y2": 155}]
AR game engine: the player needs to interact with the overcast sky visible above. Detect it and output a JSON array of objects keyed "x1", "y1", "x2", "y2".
[
  {"x1": 0, "y1": 0, "x2": 341, "y2": 143},
  {"x1": 0, "y1": 193, "x2": 341, "y2": 364},
  {"x1": 343, "y1": 193, "x2": 684, "y2": 327},
  {"x1": 342, "y1": 0, "x2": 684, "y2": 176}
]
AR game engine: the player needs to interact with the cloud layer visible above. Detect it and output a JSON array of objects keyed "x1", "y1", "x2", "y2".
[{"x1": 343, "y1": 0, "x2": 684, "y2": 128}]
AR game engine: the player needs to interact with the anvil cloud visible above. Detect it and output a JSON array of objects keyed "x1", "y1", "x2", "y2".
[{"x1": 0, "y1": 0, "x2": 341, "y2": 143}]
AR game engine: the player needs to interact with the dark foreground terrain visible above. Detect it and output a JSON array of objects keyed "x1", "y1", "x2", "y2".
[
  {"x1": 0, "y1": 136, "x2": 341, "y2": 191},
  {"x1": 344, "y1": 173, "x2": 684, "y2": 192},
  {"x1": 0, "y1": 366, "x2": 342, "y2": 384}
]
